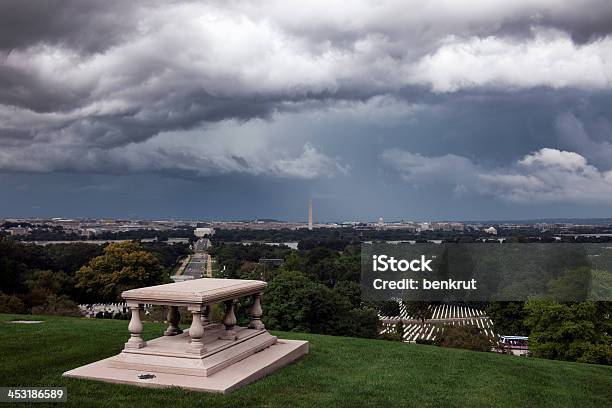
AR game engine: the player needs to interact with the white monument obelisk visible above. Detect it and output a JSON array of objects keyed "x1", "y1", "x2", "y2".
[{"x1": 308, "y1": 199, "x2": 313, "y2": 230}]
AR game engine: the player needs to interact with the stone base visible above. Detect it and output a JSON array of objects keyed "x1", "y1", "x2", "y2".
[
  {"x1": 109, "y1": 326, "x2": 279, "y2": 376},
  {"x1": 63, "y1": 336, "x2": 308, "y2": 394}
]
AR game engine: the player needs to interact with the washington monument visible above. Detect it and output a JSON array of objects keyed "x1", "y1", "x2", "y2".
[{"x1": 308, "y1": 199, "x2": 313, "y2": 230}]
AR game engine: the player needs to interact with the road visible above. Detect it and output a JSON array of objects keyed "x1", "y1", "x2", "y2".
[
  {"x1": 182, "y1": 252, "x2": 207, "y2": 278},
  {"x1": 180, "y1": 251, "x2": 213, "y2": 279}
]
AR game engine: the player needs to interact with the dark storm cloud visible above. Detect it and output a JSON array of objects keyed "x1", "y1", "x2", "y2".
[
  {"x1": 0, "y1": 0, "x2": 611, "y2": 179},
  {"x1": 479, "y1": 4, "x2": 612, "y2": 44},
  {"x1": 0, "y1": 64, "x2": 89, "y2": 112},
  {"x1": 0, "y1": 0, "x2": 142, "y2": 53}
]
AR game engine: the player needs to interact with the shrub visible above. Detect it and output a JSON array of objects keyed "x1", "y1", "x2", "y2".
[
  {"x1": 31, "y1": 294, "x2": 81, "y2": 317},
  {"x1": 576, "y1": 343, "x2": 612, "y2": 365},
  {"x1": 0, "y1": 292, "x2": 26, "y2": 314},
  {"x1": 434, "y1": 325, "x2": 491, "y2": 352},
  {"x1": 381, "y1": 332, "x2": 402, "y2": 342}
]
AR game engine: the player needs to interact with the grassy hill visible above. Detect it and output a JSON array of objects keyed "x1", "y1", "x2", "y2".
[{"x1": 0, "y1": 314, "x2": 610, "y2": 408}]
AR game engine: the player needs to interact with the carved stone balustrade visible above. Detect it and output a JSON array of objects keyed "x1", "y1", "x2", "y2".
[
  {"x1": 63, "y1": 278, "x2": 308, "y2": 394},
  {"x1": 120, "y1": 278, "x2": 268, "y2": 354}
]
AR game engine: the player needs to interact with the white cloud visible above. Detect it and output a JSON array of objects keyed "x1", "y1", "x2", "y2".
[
  {"x1": 270, "y1": 144, "x2": 349, "y2": 178},
  {"x1": 384, "y1": 147, "x2": 612, "y2": 204},
  {"x1": 412, "y1": 29, "x2": 612, "y2": 92}
]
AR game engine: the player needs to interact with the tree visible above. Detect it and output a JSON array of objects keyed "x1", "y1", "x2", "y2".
[
  {"x1": 25, "y1": 270, "x2": 73, "y2": 297},
  {"x1": 379, "y1": 300, "x2": 400, "y2": 317},
  {"x1": 76, "y1": 241, "x2": 168, "y2": 302},
  {"x1": 263, "y1": 270, "x2": 379, "y2": 338},
  {"x1": 334, "y1": 280, "x2": 361, "y2": 309},
  {"x1": 524, "y1": 300, "x2": 611, "y2": 364},
  {"x1": 546, "y1": 267, "x2": 592, "y2": 301},
  {"x1": 488, "y1": 302, "x2": 529, "y2": 336}
]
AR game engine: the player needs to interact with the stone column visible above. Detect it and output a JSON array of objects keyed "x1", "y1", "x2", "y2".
[
  {"x1": 187, "y1": 307, "x2": 207, "y2": 354},
  {"x1": 200, "y1": 305, "x2": 210, "y2": 326},
  {"x1": 220, "y1": 300, "x2": 238, "y2": 340},
  {"x1": 125, "y1": 304, "x2": 146, "y2": 349},
  {"x1": 248, "y1": 293, "x2": 265, "y2": 330},
  {"x1": 164, "y1": 305, "x2": 182, "y2": 336}
]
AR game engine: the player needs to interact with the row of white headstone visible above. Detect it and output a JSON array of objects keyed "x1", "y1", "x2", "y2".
[{"x1": 378, "y1": 301, "x2": 495, "y2": 342}]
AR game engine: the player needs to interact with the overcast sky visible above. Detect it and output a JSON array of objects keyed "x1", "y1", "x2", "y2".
[{"x1": 1, "y1": 0, "x2": 612, "y2": 221}]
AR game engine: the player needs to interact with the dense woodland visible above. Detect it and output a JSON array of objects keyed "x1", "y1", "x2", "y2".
[
  {"x1": 0, "y1": 233, "x2": 610, "y2": 365},
  {"x1": 210, "y1": 243, "x2": 379, "y2": 338},
  {"x1": 0, "y1": 239, "x2": 190, "y2": 314}
]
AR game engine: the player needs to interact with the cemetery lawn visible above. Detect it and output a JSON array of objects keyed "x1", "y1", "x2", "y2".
[{"x1": 0, "y1": 314, "x2": 610, "y2": 408}]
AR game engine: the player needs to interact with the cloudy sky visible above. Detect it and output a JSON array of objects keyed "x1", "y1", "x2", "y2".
[{"x1": 2, "y1": 0, "x2": 612, "y2": 221}]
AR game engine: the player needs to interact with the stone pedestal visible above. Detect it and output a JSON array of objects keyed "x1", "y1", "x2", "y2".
[{"x1": 63, "y1": 278, "x2": 308, "y2": 394}]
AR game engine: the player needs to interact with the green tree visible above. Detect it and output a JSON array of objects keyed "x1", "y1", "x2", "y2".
[
  {"x1": 488, "y1": 302, "x2": 529, "y2": 336},
  {"x1": 546, "y1": 267, "x2": 592, "y2": 301},
  {"x1": 524, "y1": 300, "x2": 611, "y2": 364},
  {"x1": 75, "y1": 241, "x2": 168, "y2": 302},
  {"x1": 379, "y1": 300, "x2": 400, "y2": 317},
  {"x1": 263, "y1": 270, "x2": 378, "y2": 338},
  {"x1": 333, "y1": 280, "x2": 361, "y2": 309},
  {"x1": 25, "y1": 270, "x2": 73, "y2": 297}
]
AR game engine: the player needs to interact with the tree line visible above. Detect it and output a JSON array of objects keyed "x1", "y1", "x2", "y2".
[
  {"x1": 1, "y1": 236, "x2": 609, "y2": 365},
  {"x1": 0, "y1": 239, "x2": 190, "y2": 315}
]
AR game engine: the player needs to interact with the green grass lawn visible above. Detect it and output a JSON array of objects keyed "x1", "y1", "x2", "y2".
[{"x1": 0, "y1": 314, "x2": 610, "y2": 408}]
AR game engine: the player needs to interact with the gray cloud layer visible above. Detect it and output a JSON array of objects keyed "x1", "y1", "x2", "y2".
[
  {"x1": 1, "y1": 0, "x2": 612, "y2": 181},
  {"x1": 383, "y1": 147, "x2": 612, "y2": 204}
]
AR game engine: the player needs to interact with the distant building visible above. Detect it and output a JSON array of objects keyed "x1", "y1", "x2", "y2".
[
  {"x1": 80, "y1": 228, "x2": 98, "y2": 239},
  {"x1": 194, "y1": 227, "x2": 215, "y2": 238},
  {"x1": 167, "y1": 238, "x2": 190, "y2": 245},
  {"x1": 484, "y1": 226, "x2": 497, "y2": 235},
  {"x1": 417, "y1": 222, "x2": 432, "y2": 232},
  {"x1": 8, "y1": 226, "x2": 29, "y2": 236}
]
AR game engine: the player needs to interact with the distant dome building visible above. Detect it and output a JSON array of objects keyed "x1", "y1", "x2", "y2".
[{"x1": 484, "y1": 226, "x2": 497, "y2": 235}]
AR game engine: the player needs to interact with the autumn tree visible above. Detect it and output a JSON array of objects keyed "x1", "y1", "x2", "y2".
[{"x1": 76, "y1": 241, "x2": 168, "y2": 302}]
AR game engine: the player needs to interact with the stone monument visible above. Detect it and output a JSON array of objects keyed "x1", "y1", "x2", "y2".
[{"x1": 63, "y1": 278, "x2": 308, "y2": 394}]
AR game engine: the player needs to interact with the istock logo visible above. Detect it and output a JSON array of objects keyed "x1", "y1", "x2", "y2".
[{"x1": 372, "y1": 255, "x2": 434, "y2": 272}]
